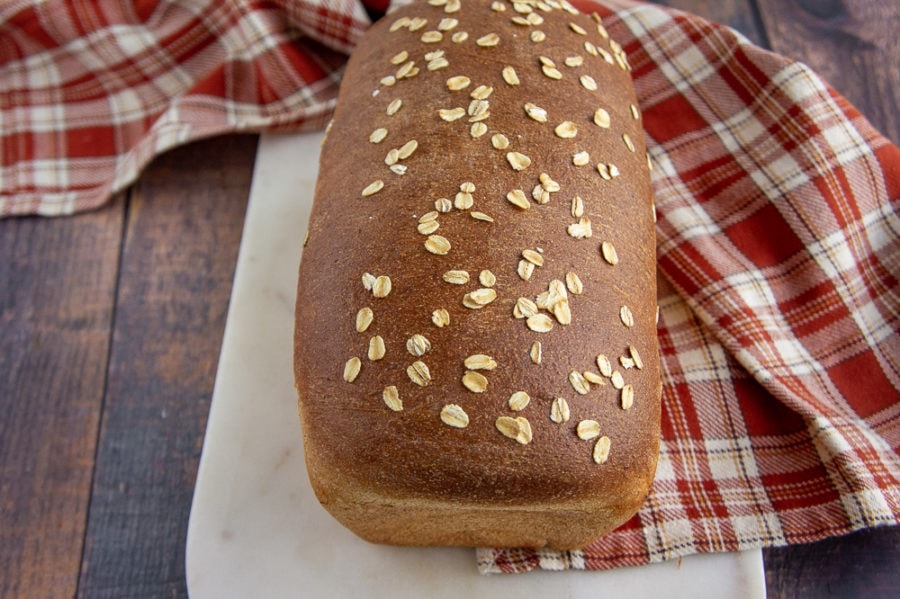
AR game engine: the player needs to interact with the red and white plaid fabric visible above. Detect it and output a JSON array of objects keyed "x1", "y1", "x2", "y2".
[{"x1": 2, "y1": 0, "x2": 898, "y2": 574}]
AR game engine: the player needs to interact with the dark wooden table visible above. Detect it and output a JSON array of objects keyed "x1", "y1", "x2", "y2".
[{"x1": 2, "y1": 1, "x2": 898, "y2": 597}]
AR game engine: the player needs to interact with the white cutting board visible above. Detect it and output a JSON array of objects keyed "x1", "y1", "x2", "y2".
[{"x1": 185, "y1": 132, "x2": 766, "y2": 598}]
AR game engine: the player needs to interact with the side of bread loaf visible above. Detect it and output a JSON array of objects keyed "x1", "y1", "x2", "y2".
[{"x1": 294, "y1": 0, "x2": 660, "y2": 549}]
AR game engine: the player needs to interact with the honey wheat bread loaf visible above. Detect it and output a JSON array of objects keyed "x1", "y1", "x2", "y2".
[{"x1": 294, "y1": 0, "x2": 660, "y2": 549}]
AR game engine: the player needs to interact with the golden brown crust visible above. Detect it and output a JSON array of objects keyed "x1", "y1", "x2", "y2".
[{"x1": 294, "y1": 0, "x2": 660, "y2": 549}]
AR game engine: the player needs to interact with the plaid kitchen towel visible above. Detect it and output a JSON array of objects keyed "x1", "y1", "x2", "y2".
[{"x1": 2, "y1": 0, "x2": 898, "y2": 574}]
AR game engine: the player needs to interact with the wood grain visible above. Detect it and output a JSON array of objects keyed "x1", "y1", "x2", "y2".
[
  {"x1": 765, "y1": 528, "x2": 900, "y2": 598},
  {"x1": 649, "y1": 0, "x2": 767, "y2": 45},
  {"x1": 755, "y1": 0, "x2": 900, "y2": 142},
  {"x1": 0, "y1": 200, "x2": 124, "y2": 598},
  {"x1": 75, "y1": 135, "x2": 257, "y2": 598}
]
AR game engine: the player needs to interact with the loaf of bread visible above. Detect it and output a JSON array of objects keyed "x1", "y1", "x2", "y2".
[{"x1": 294, "y1": 0, "x2": 660, "y2": 550}]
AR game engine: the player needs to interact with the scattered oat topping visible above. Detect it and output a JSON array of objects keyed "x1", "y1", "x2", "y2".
[
  {"x1": 550, "y1": 397, "x2": 570, "y2": 423},
  {"x1": 579, "y1": 74, "x2": 597, "y2": 91},
  {"x1": 343, "y1": 357, "x2": 362, "y2": 383},
  {"x1": 441, "y1": 403, "x2": 469, "y2": 428},
  {"x1": 372, "y1": 275, "x2": 392, "y2": 298},
  {"x1": 386, "y1": 98, "x2": 403, "y2": 116},
  {"x1": 620, "y1": 305, "x2": 635, "y2": 328},
  {"x1": 383, "y1": 386, "x2": 403, "y2": 411},
  {"x1": 569, "y1": 21, "x2": 587, "y2": 35},
  {"x1": 417, "y1": 219, "x2": 439, "y2": 235},
  {"x1": 539, "y1": 172, "x2": 560, "y2": 192},
  {"x1": 335, "y1": 4, "x2": 652, "y2": 458},
  {"x1": 421, "y1": 30, "x2": 443, "y2": 43},
  {"x1": 506, "y1": 189, "x2": 531, "y2": 210},
  {"x1": 522, "y1": 248, "x2": 544, "y2": 266},
  {"x1": 465, "y1": 354, "x2": 498, "y2": 370},
  {"x1": 506, "y1": 151, "x2": 532, "y2": 171},
  {"x1": 407, "y1": 334, "x2": 432, "y2": 357},
  {"x1": 369, "y1": 128, "x2": 388, "y2": 143},
  {"x1": 526, "y1": 313, "x2": 554, "y2": 333},
  {"x1": 573, "y1": 151, "x2": 590, "y2": 166},
  {"x1": 439, "y1": 107, "x2": 466, "y2": 121},
  {"x1": 407, "y1": 360, "x2": 432, "y2": 386},
  {"x1": 569, "y1": 371, "x2": 590, "y2": 395},
  {"x1": 610, "y1": 370, "x2": 625, "y2": 389},
  {"x1": 542, "y1": 64, "x2": 563, "y2": 79},
  {"x1": 601, "y1": 240, "x2": 619, "y2": 265},
  {"x1": 434, "y1": 197, "x2": 453, "y2": 212},
  {"x1": 446, "y1": 75, "x2": 471, "y2": 91},
  {"x1": 567, "y1": 216, "x2": 593, "y2": 239},
  {"x1": 577, "y1": 419, "x2": 601, "y2": 440},
  {"x1": 565, "y1": 272, "x2": 584, "y2": 295},
  {"x1": 532, "y1": 184, "x2": 550, "y2": 204},
  {"x1": 629, "y1": 345, "x2": 644, "y2": 369},
  {"x1": 596, "y1": 354, "x2": 613, "y2": 377},
  {"x1": 428, "y1": 56, "x2": 450, "y2": 71},
  {"x1": 462, "y1": 370, "x2": 489, "y2": 392},
  {"x1": 596, "y1": 162, "x2": 619, "y2": 180},
  {"x1": 398, "y1": 139, "x2": 418, "y2": 159},
  {"x1": 502, "y1": 65, "x2": 520, "y2": 86},
  {"x1": 593, "y1": 436, "x2": 611, "y2": 464},
  {"x1": 496, "y1": 416, "x2": 532, "y2": 444},
  {"x1": 463, "y1": 288, "x2": 497, "y2": 308},
  {"x1": 362, "y1": 180, "x2": 384, "y2": 197},
  {"x1": 389, "y1": 16, "x2": 410, "y2": 32},
  {"x1": 409, "y1": 16, "x2": 428, "y2": 31},
  {"x1": 584, "y1": 371, "x2": 605, "y2": 385},
  {"x1": 431, "y1": 308, "x2": 450, "y2": 328},
  {"x1": 470, "y1": 85, "x2": 494, "y2": 100},
  {"x1": 524, "y1": 102, "x2": 548, "y2": 123},
  {"x1": 476, "y1": 32, "x2": 500, "y2": 47},
  {"x1": 355, "y1": 307, "x2": 374, "y2": 333},
  {"x1": 491, "y1": 133, "x2": 510, "y2": 149},
  {"x1": 529, "y1": 341, "x2": 543, "y2": 365},
  {"x1": 570, "y1": 196, "x2": 584, "y2": 218},
  {"x1": 621, "y1": 384, "x2": 634, "y2": 410},
  {"x1": 593, "y1": 107, "x2": 611, "y2": 128},
  {"x1": 508, "y1": 391, "x2": 530, "y2": 411},
  {"x1": 514, "y1": 297, "x2": 539, "y2": 319},
  {"x1": 553, "y1": 297, "x2": 572, "y2": 325},
  {"x1": 425, "y1": 235, "x2": 451, "y2": 255},
  {"x1": 368, "y1": 335, "x2": 386, "y2": 361},
  {"x1": 443, "y1": 270, "x2": 470, "y2": 284}
]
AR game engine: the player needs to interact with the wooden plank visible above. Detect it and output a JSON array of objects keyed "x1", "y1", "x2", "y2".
[
  {"x1": 765, "y1": 528, "x2": 900, "y2": 598},
  {"x1": 0, "y1": 199, "x2": 124, "y2": 598},
  {"x1": 76, "y1": 134, "x2": 257, "y2": 598},
  {"x1": 649, "y1": 0, "x2": 767, "y2": 46},
  {"x1": 754, "y1": 0, "x2": 899, "y2": 142}
]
